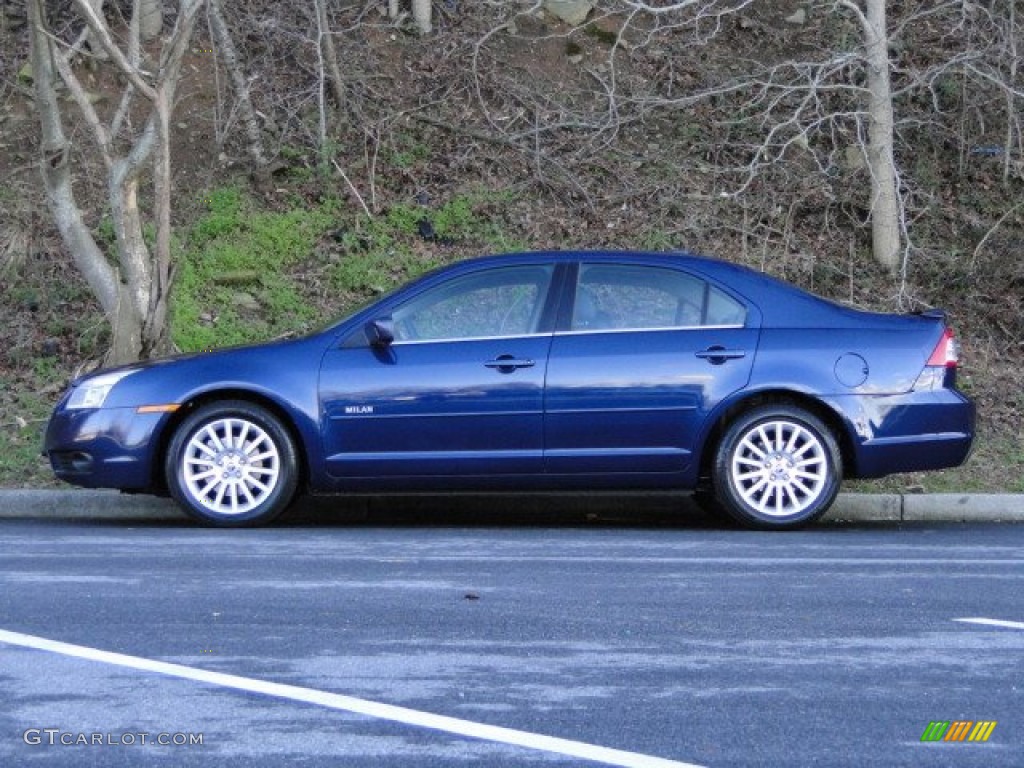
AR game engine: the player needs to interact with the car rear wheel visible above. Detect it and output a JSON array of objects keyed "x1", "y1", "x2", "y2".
[
  {"x1": 712, "y1": 405, "x2": 841, "y2": 530},
  {"x1": 165, "y1": 400, "x2": 299, "y2": 526}
]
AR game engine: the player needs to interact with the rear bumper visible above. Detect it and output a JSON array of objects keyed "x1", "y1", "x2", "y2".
[
  {"x1": 43, "y1": 406, "x2": 170, "y2": 490},
  {"x1": 830, "y1": 389, "x2": 975, "y2": 479}
]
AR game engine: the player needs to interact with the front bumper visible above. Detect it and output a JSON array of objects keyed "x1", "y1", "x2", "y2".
[{"x1": 43, "y1": 406, "x2": 172, "y2": 490}]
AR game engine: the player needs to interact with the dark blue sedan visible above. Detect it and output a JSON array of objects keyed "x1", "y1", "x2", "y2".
[{"x1": 44, "y1": 252, "x2": 975, "y2": 529}]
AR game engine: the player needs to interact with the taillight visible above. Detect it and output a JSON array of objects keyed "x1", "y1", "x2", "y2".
[
  {"x1": 926, "y1": 328, "x2": 959, "y2": 368},
  {"x1": 914, "y1": 327, "x2": 959, "y2": 390}
]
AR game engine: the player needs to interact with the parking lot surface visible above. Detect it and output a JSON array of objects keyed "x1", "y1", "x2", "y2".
[{"x1": 1, "y1": 513, "x2": 1021, "y2": 766}]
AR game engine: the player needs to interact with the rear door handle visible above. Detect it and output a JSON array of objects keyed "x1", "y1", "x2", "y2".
[
  {"x1": 485, "y1": 355, "x2": 535, "y2": 372},
  {"x1": 695, "y1": 346, "x2": 746, "y2": 365}
]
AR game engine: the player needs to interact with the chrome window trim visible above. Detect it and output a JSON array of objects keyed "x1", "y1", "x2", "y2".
[
  {"x1": 388, "y1": 324, "x2": 745, "y2": 344},
  {"x1": 555, "y1": 324, "x2": 745, "y2": 337},
  {"x1": 390, "y1": 332, "x2": 554, "y2": 346}
]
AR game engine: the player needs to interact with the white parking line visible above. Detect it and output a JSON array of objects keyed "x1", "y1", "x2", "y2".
[
  {"x1": 954, "y1": 617, "x2": 1024, "y2": 631},
  {"x1": 0, "y1": 628, "x2": 702, "y2": 768}
]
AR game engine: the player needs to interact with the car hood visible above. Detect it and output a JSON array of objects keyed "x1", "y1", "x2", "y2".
[{"x1": 71, "y1": 336, "x2": 326, "y2": 410}]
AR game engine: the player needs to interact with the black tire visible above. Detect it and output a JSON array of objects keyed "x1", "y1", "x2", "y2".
[
  {"x1": 711, "y1": 405, "x2": 841, "y2": 530},
  {"x1": 165, "y1": 400, "x2": 299, "y2": 527}
]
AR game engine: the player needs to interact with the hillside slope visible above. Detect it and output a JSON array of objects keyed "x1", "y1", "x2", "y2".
[{"x1": 0, "y1": 1, "x2": 1020, "y2": 489}]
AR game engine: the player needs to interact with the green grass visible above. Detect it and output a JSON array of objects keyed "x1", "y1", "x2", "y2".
[
  {"x1": 328, "y1": 193, "x2": 525, "y2": 301},
  {"x1": 0, "y1": 388, "x2": 57, "y2": 487},
  {"x1": 172, "y1": 188, "x2": 340, "y2": 351},
  {"x1": 390, "y1": 135, "x2": 432, "y2": 170},
  {"x1": 172, "y1": 186, "x2": 523, "y2": 352}
]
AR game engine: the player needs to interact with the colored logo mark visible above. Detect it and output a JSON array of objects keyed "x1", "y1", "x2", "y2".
[{"x1": 921, "y1": 720, "x2": 997, "y2": 742}]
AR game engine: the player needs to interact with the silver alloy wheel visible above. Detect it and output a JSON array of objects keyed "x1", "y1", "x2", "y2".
[
  {"x1": 181, "y1": 417, "x2": 281, "y2": 516},
  {"x1": 729, "y1": 418, "x2": 828, "y2": 518}
]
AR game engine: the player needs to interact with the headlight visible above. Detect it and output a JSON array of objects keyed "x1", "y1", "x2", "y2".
[{"x1": 66, "y1": 370, "x2": 137, "y2": 410}]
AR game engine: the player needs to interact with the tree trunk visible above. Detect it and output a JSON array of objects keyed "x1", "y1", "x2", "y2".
[
  {"x1": 144, "y1": 0, "x2": 203, "y2": 356},
  {"x1": 208, "y1": 0, "x2": 269, "y2": 168},
  {"x1": 313, "y1": 0, "x2": 347, "y2": 112},
  {"x1": 412, "y1": 0, "x2": 431, "y2": 34},
  {"x1": 136, "y1": 0, "x2": 162, "y2": 42},
  {"x1": 110, "y1": 158, "x2": 154, "y2": 320},
  {"x1": 29, "y1": 0, "x2": 143, "y2": 363},
  {"x1": 1003, "y1": 0, "x2": 1018, "y2": 184},
  {"x1": 78, "y1": 0, "x2": 108, "y2": 58},
  {"x1": 863, "y1": 0, "x2": 901, "y2": 273},
  {"x1": 146, "y1": 87, "x2": 174, "y2": 358},
  {"x1": 32, "y1": 0, "x2": 203, "y2": 364}
]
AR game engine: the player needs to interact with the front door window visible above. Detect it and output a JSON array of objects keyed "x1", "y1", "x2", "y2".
[{"x1": 392, "y1": 265, "x2": 555, "y2": 342}]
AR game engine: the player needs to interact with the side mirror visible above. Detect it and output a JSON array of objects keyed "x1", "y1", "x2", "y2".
[{"x1": 365, "y1": 317, "x2": 395, "y2": 348}]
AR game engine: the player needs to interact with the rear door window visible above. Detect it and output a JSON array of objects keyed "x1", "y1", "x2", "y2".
[{"x1": 570, "y1": 264, "x2": 746, "y2": 331}]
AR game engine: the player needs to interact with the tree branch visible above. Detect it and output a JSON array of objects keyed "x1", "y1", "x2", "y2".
[{"x1": 71, "y1": 0, "x2": 157, "y2": 100}]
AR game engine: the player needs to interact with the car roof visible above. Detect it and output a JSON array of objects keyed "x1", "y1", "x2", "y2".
[
  {"x1": 458, "y1": 249, "x2": 725, "y2": 269},
  {"x1": 448, "y1": 249, "x2": 779, "y2": 295},
  {"x1": 454, "y1": 250, "x2": 784, "y2": 284}
]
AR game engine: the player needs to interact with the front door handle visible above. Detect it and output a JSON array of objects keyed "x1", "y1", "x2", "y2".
[
  {"x1": 485, "y1": 355, "x2": 535, "y2": 373},
  {"x1": 695, "y1": 346, "x2": 746, "y2": 365}
]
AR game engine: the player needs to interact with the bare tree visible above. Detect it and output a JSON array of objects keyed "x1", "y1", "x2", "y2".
[
  {"x1": 842, "y1": 0, "x2": 900, "y2": 273},
  {"x1": 312, "y1": 0, "x2": 346, "y2": 113},
  {"x1": 639, "y1": 0, "x2": 1021, "y2": 276},
  {"x1": 28, "y1": 0, "x2": 202, "y2": 363},
  {"x1": 28, "y1": 0, "x2": 130, "y2": 359},
  {"x1": 930, "y1": 0, "x2": 1024, "y2": 184},
  {"x1": 457, "y1": 0, "x2": 1024, "y2": 279},
  {"x1": 632, "y1": 0, "x2": 904, "y2": 272},
  {"x1": 207, "y1": 0, "x2": 268, "y2": 167},
  {"x1": 998, "y1": 1, "x2": 1021, "y2": 184}
]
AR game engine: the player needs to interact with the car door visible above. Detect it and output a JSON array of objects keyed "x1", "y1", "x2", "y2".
[
  {"x1": 319, "y1": 263, "x2": 561, "y2": 480},
  {"x1": 544, "y1": 262, "x2": 758, "y2": 476}
]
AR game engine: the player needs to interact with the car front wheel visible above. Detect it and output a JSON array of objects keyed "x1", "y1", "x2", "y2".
[
  {"x1": 165, "y1": 400, "x2": 299, "y2": 526},
  {"x1": 712, "y1": 405, "x2": 841, "y2": 530}
]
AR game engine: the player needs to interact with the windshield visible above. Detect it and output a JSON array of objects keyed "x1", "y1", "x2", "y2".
[{"x1": 315, "y1": 264, "x2": 450, "y2": 336}]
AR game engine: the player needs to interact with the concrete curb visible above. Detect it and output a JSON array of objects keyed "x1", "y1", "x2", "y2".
[
  {"x1": 826, "y1": 493, "x2": 1024, "y2": 523},
  {"x1": 0, "y1": 489, "x2": 1023, "y2": 524},
  {"x1": 0, "y1": 489, "x2": 185, "y2": 521}
]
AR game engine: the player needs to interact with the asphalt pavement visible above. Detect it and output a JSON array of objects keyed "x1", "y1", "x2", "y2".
[
  {"x1": 0, "y1": 489, "x2": 1023, "y2": 525},
  {"x1": 1, "y1": 519, "x2": 1021, "y2": 767}
]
